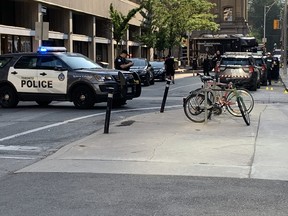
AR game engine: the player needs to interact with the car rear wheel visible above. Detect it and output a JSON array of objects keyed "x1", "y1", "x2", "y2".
[
  {"x1": 0, "y1": 86, "x2": 19, "y2": 108},
  {"x1": 72, "y1": 86, "x2": 95, "y2": 109}
]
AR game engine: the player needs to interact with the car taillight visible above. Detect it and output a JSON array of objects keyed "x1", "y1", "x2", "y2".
[
  {"x1": 262, "y1": 64, "x2": 266, "y2": 71},
  {"x1": 249, "y1": 66, "x2": 254, "y2": 73}
]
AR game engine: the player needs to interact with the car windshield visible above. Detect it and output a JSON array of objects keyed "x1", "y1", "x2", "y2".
[
  {"x1": 58, "y1": 54, "x2": 103, "y2": 70},
  {"x1": 221, "y1": 58, "x2": 250, "y2": 66},
  {"x1": 150, "y1": 61, "x2": 164, "y2": 68},
  {"x1": 130, "y1": 59, "x2": 147, "y2": 67}
]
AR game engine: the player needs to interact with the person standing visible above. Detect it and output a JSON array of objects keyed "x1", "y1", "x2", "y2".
[
  {"x1": 165, "y1": 54, "x2": 176, "y2": 84},
  {"x1": 203, "y1": 53, "x2": 211, "y2": 76},
  {"x1": 212, "y1": 50, "x2": 221, "y2": 70},
  {"x1": 114, "y1": 50, "x2": 134, "y2": 71},
  {"x1": 265, "y1": 52, "x2": 274, "y2": 85}
]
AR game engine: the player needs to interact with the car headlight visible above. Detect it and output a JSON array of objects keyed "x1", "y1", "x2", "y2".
[{"x1": 94, "y1": 74, "x2": 113, "y2": 82}]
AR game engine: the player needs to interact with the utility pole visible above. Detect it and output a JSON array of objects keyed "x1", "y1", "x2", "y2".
[
  {"x1": 283, "y1": 0, "x2": 287, "y2": 75},
  {"x1": 263, "y1": 0, "x2": 278, "y2": 50}
]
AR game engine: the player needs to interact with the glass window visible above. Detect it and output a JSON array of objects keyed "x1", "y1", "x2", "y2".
[
  {"x1": 37, "y1": 56, "x2": 64, "y2": 69},
  {"x1": 223, "y1": 7, "x2": 233, "y2": 21},
  {"x1": 14, "y1": 56, "x2": 37, "y2": 69},
  {"x1": 58, "y1": 54, "x2": 102, "y2": 70},
  {"x1": 0, "y1": 57, "x2": 12, "y2": 68}
]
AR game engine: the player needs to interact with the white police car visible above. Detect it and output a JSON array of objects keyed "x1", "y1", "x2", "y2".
[{"x1": 0, "y1": 47, "x2": 141, "y2": 109}]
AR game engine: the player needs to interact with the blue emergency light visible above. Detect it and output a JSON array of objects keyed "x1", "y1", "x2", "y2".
[{"x1": 37, "y1": 46, "x2": 67, "y2": 53}]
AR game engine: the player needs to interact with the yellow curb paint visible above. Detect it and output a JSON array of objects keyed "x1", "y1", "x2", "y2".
[
  {"x1": 266, "y1": 87, "x2": 269, "y2": 90},
  {"x1": 270, "y1": 87, "x2": 273, "y2": 90}
]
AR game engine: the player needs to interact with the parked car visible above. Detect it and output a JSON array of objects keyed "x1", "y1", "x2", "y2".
[
  {"x1": 0, "y1": 46, "x2": 141, "y2": 108},
  {"x1": 217, "y1": 52, "x2": 260, "y2": 91},
  {"x1": 149, "y1": 61, "x2": 166, "y2": 81},
  {"x1": 252, "y1": 54, "x2": 267, "y2": 86},
  {"x1": 128, "y1": 58, "x2": 155, "y2": 86}
]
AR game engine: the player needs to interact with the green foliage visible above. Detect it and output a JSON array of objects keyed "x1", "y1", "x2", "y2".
[
  {"x1": 109, "y1": 3, "x2": 143, "y2": 52},
  {"x1": 152, "y1": 0, "x2": 219, "y2": 54},
  {"x1": 248, "y1": 0, "x2": 281, "y2": 50}
]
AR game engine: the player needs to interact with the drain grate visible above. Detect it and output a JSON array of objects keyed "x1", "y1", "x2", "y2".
[{"x1": 117, "y1": 120, "x2": 135, "y2": 127}]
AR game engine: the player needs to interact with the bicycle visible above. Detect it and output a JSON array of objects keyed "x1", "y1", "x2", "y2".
[{"x1": 183, "y1": 75, "x2": 253, "y2": 126}]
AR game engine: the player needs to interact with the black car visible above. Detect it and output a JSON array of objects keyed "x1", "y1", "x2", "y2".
[
  {"x1": 217, "y1": 52, "x2": 260, "y2": 91},
  {"x1": 150, "y1": 61, "x2": 166, "y2": 81},
  {"x1": 252, "y1": 54, "x2": 267, "y2": 86},
  {"x1": 0, "y1": 47, "x2": 141, "y2": 109},
  {"x1": 129, "y1": 58, "x2": 155, "y2": 86}
]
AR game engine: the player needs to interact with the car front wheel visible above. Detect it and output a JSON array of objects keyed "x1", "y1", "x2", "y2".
[{"x1": 72, "y1": 86, "x2": 95, "y2": 109}]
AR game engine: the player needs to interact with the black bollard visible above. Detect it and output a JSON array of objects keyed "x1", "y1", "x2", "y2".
[
  {"x1": 160, "y1": 79, "x2": 171, "y2": 113},
  {"x1": 104, "y1": 87, "x2": 114, "y2": 134}
]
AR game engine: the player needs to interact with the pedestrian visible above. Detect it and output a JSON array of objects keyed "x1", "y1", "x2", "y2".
[
  {"x1": 265, "y1": 52, "x2": 274, "y2": 85},
  {"x1": 114, "y1": 50, "x2": 134, "y2": 71},
  {"x1": 202, "y1": 53, "x2": 211, "y2": 76},
  {"x1": 211, "y1": 50, "x2": 221, "y2": 70},
  {"x1": 272, "y1": 56, "x2": 280, "y2": 82},
  {"x1": 165, "y1": 54, "x2": 176, "y2": 84}
]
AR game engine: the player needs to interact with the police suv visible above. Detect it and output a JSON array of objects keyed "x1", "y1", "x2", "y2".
[{"x1": 0, "y1": 47, "x2": 141, "y2": 109}]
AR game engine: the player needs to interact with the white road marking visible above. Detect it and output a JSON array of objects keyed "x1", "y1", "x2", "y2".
[
  {"x1": 0, "y1": 105, "x2": 182, "y2": 142},
  {"x1": 0, "y1": 145, "x2": 42, "y2": 152},
  {"x1": 0, "y1": 156, "x2": 37, "y2": 160}
]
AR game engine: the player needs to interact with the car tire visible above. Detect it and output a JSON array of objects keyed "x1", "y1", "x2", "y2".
[
  {"x1": 72, "y1": 86, "x2": 95, "y2": 109},
  {"x1": 0, "y1": 86, "x2": 19, "y2": 108},
  {"x1": 250, "y1": 79, "x2": 257, "y2": 91}
]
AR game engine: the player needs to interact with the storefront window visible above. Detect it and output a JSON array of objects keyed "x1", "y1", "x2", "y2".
[{"x1": 1, "y1": 35, "x2": 32, "y2": 54}]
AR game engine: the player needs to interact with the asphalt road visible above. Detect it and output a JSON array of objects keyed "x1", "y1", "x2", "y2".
[{"x1": 1, "y1": 73, "x2": 288, "y2": 215}]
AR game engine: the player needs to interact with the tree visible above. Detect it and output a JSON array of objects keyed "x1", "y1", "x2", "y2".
[
  {"x1": 137, "y1": 0, "x2": 158, "y2": 59},
  {"x1": 109, "y1": 3, "x2": 143, "y2": 54},
  {"x1": 248, "y1": 0, "x2": 281, "y2": 51},
  {"x1": 153, "y1": 0, "x2": 219, "y2": 55}
]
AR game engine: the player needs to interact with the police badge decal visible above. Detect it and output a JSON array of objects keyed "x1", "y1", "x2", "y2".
[{"x1": 58, "y1": 73, "x2": 65, "y2": 81}]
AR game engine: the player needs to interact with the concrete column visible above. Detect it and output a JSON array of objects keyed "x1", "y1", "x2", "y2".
[
  {"x1": 64, "y1": 10, "x2": 73, "y2": 52},
  {"x1": 108, "y1": 25, "x2": 115, "y2": 69},
  {"x1": 90, "y1": 16, "x2": 96, "y2": 61}
]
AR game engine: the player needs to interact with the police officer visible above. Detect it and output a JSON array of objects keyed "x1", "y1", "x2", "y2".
[
  {"x1": 265, "y1": 52, "x2": 274, "y2": 85},
  {"x1": 114, "y1": 50, "x2": 134, "y2": 71}
]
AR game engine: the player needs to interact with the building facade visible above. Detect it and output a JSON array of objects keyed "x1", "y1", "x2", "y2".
[
  {"x1": 0, "y1": 0, "x2": 249, "y2": 68},
  {"x1": 0, "y1": 0, "x2": 145, "y2": 68}
]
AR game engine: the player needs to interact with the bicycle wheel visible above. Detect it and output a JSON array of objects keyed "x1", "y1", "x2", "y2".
[
  {"x1": 237, "y1": 96, "x2": 250, "y2": 126},
  {"x1": 183, "y1": 92, "x2": 212, "y2": 123},
  {"x1": 226, "y1": 89, "x2": 254, "y2": 117}
]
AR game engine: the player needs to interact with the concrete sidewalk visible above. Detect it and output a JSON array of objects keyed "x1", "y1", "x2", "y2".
[{"x1": 19, "y1": 102, "x2": 288, "y2": 181}]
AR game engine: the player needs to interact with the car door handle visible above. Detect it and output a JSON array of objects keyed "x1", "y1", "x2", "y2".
[
  {"x1": 11, "y1": 71, "x2": 17, "y2": 75},
  {"x1": 40, "y1": 72, "x2": 47, "y2": 76}
]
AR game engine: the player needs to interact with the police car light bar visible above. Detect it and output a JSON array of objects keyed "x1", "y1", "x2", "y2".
[{"x1": 38, "y1": 46, "x2": 67, "y2": 53}]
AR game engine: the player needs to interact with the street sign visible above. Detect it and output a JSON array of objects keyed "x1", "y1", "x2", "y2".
[{"x1": 41, "y1": 6, "x2": 47, "y2": 15}]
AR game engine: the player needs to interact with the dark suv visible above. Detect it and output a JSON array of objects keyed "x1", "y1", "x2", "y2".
[
  {"x1": 129, "y1": 58, "x2": 155, "y2": 86},
  {"x1": 252, "y1": 53, "x2": 267, "y2": 86},
  {"x1": 0, "y1": 47, "x2": 141, "y2": 109},
  {"x1": 217, "y1": 52, "x2": 260, "y2": 91}
]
